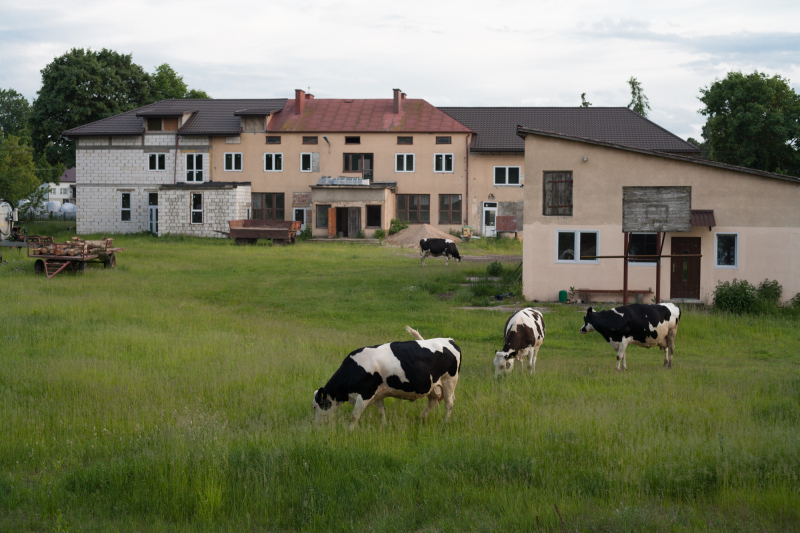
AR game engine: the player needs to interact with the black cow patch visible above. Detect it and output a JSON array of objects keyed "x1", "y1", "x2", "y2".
[
  {"x1": 384, "y1": 340, "x2": 460, "y2": 394},
  {"x1": 320, "y1": 353, "x2": 384, "y2": 407},
  {"x1": 582, "y1": 304, "x2": 674, "y2": 345}
]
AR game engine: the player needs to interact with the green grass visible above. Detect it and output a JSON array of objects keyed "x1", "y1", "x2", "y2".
[{"x1": 1, "y1": 224, "x2": 799, "y2": 532}]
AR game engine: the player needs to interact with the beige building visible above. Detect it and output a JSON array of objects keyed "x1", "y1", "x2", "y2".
[{"x1": 519, "y1": 128, "x2": 800, "y2": 304}]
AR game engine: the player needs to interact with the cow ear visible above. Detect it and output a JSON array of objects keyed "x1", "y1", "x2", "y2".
[{"x1": 587, "y1": 307, "x2": 593, "y2": 315}]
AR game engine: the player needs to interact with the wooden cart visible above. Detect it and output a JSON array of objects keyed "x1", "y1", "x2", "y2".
[
  {"x1": 27, "y1": 236, "x2": 123, "y2": 278},
  {"x1": 227, "y1": 220, "x2": 300, "y2": 245}
]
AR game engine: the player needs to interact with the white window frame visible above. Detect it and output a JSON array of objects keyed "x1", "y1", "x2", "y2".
[
  {"x1": 224, "y1": 152, "x2": 243, "y2": 172},
  {"x1": 190, "y1": 192, "x2": 203, "y2": 225},
  {"x1": 148, "y1": 153, "x2": 166, "y2": 171},
  {"x1": 629, "y1": 232, "x2": 660, "y2": 267},
  {"x1": 264, "y1": 152, "x2": 283, "y2": 172},
  {"x1": 714, "y1": 232, "x2": 739, "y2": 269},
  {"x1": 494, "y1": 166, "x2": 522, "y2": 186},
  {"x1": 434, "y1": 153, "x2": 454, "y2": 173},
  {"x1": 395, "y1": 153, "x2": 415, "y2": 173},
  {"x1": 554, "y1": 230, "x2": 599, "y2": 264},
  {"x1": 60, "y1": 188, "x2": 68, "y2": 195},
  {"x1": 300, "y1": 152, "x2": 313, "y2": 172},
  {"x1": 120, "y1": 192, "x2": 131, "y2": 222},
  {"x1": 186, "y1": 154, "x2": 204, "y2": 182}
]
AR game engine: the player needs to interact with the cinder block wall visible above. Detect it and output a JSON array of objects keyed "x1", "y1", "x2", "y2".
[{"x1": 159, "y1": 186, "x2": 252, "y2": 238}]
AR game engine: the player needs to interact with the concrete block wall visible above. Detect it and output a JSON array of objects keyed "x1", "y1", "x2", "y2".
[
  {"x1": 159, "y1": 185, "x2": 251, "y2": 239},
  {"x1": 76, "y1": 186, "x2": 156, "y2": 234}
]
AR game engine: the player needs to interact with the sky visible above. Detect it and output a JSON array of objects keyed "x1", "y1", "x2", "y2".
[{"x1": 1, "y1": 0, "x2": 799, "y2": 140}]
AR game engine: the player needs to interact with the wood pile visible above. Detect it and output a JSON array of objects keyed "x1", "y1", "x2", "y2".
[{"x1": 29, "y1": 237, "x2": 116, "y2": 257}]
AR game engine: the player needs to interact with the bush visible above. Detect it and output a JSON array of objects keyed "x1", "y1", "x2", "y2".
[
  {"x1": 388, "y1": 218, "x2": 408, "y2": 236},
  {"x1": 373, "y1": 229, "x2": 386, "y2": 240},
  {"x1": 712, "y1": 279, "x2": 758, "y2": 314},
  {"x1": 297, "y1": 227, "x2": 312, "y2": 241},
  {"x1": 792, "y1": 293, "x2": 800, "y2": 309},
  {"x1": 756, "y1": 279, "x2": 782, "y2": 306},
  {"x1": 487, "y1": 261, "x2": 503, "y2": 276},
  {"x1": 356, "y1": 230, "x2": 366, "y2": 239}
]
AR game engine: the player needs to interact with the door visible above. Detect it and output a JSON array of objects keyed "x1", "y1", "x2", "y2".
[
  {"x1": 293, "y1": 208, "x2": 307, "y2": 232},
  {"x1": 328, "y1": 207, "x2": 337, "y2": 238},
  {"x1": 348, "y1": 207, "x2": 361, "y2": 237},
  {"x1": 148, "y1": 193, "x2": 158, "y2": 234},
  {"x1": 670, "y1": 237, "x2": 701, "y2": 299},
  {"x1": 483, "y1": 202, "x2": 498, "y2": 237}
]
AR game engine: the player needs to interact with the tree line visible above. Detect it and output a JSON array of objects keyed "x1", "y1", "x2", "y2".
[{"x1": 1, "y1": 48, "x2": 210, "y2": 204}]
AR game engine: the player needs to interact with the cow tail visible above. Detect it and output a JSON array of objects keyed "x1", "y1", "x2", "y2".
[{"x1": 405, "y1": 326, "x2": 424, "y2": 340}]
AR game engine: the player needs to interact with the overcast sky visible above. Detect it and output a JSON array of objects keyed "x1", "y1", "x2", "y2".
[{"x1": 2, "y1": 0, "x2": 799, "y2": 140}]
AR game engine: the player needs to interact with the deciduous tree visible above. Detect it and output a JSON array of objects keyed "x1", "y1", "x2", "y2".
[
  {"x1": 627, "y1": 77, "x2": 651, "y2": 117},
  {"x1": 0, "y1": 136, "x2": 40, "y2": 204},
  {"x1": 580, "y1": 93, "x2": 592, "y2": 107},
  {"x1": 149, "y1": 64, "x2": 211, "y2": 102},
  {"x1": 0, "y1": 88, "x2": 31, "y2": 139},
  {"x1": 699, "y1": 71, "x2": 800, "y2": 176}
]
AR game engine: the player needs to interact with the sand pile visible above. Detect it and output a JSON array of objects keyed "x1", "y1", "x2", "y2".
[{"x1": 385, "y1": 224, "x2": 458, "y2": 248}]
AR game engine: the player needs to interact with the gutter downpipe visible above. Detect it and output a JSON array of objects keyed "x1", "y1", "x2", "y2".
[
  {"x1": 173, "y1": 133, "x2": 180, "y2": 184},
  {"x1": 465, "y1": 133, "x2": 470, "y2": 226}
]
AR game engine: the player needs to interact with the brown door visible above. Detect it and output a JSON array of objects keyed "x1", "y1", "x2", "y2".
[
  {"x1": 328, "y1": 208, "x2": 336, "y2": 238},
  {"x1": 348, "y1": 207, "x2": 361, "y2": 238},
  {"x1": 670, "y1": 237, "x2": 701, "y2": 299}
]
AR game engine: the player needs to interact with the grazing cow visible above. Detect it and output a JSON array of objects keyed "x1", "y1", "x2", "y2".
[
  {"x1": 493, "y1": 308, "x2": 546, "y2": 376},
  {"x1": 580, "y1": 303, "x2": 681, "y2": 371},
  {"x1": 420, "y1": 238, "x2": 461, "y2": 266},
  {"x1": 312, "y1": 337, "x2": 462, "y2": 429}
]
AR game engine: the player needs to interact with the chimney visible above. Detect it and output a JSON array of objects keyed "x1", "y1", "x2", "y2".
[
  {"x1": 305, "y1": 93, "x2": 314, "y2": 100},
  {"x1": 401, "y1": 92, "x2": 407, "y2": 100},
  {"x1": 295, "y1": 89, "x2": 305, "y2": 114},
  {"x1": 393, "y1": 88, "x2": 402, "y2": 114}
]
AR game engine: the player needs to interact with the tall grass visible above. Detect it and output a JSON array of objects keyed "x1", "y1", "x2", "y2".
[{"x1": 1, "y1": 226, "x2": 798, "y2": 531}]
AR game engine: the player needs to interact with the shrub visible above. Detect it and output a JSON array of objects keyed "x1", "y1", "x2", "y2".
[
  {"x1": 486, "y1": 261, "x2": 503, "y2": 276},
  {"x1": 297, "y1": 227, "x2": 312, "y2": 241},
  {"x1": 373, "y1": 229, "x2": 386, "y2": 240},
  {"x1": 712, "y1": 279, "x2": 757, "y2": 314},
  {"x1": 791, "y1": 293, "x2": 800, "y2": 309},
  {"x1": 388, "y1": 218, "x2": 408, "y2": 236},
  {"x1": 756, "y1": 279, "x2": 782, "y2": 306},
  {"x1": 356, "y1": 230, "x2": 366, "y2": 239}
]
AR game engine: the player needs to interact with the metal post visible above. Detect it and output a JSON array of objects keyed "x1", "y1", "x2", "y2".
[
  {"x1": 623, "y1": 232, "x2": 629, "y2": 305},
  {"x1": 655, "y1": 232, "x2": 662, "y2": 304}
]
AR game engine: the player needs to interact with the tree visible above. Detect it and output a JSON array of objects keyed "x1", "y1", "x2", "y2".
[
  {"x1": 149, "y1": 63, "x2": 211, "y2": 102},
  {"x1": 0, "y1": 136, "x2": 40, "y2": 204},
  {"x1": 30, "y1": 48, "x2": 152, "y2": 168},
  {"x1": 580, "y1": 93, "x2": 592, "y2": 107},
  {"x1": 0, "y1": 88, "x2": 31, "y2": 139},
  {"x1": 627, "y1": 77, "x2": 651, "y2": 117},
  {"x1": 185, "y1": 88, "x2": 211, "y2": 99},
  {"x1": 686, "y1": 136, "x2": 711, "y2": 160},
  {"x1": 699, "y1": 71, "x2": 800, "y2": 176}
]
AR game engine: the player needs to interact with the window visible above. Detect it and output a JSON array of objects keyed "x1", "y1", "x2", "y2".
[
  {"x1": 224, "y1": 153, "x2": 242, "y2": 171},
  {"x1": 494, "y1": 166, "x2": 521, "y2": 186},
  {"x1": 436, "y1": 136, "x2": 452, "y2": 144},
  {"x1": 264, "y1": 153, "x2": 283, "y2": 172},
  {"x1": 120, "y1": 192, "x2": 131, "y2": 221},
  {"x1": 266, "y1": 136, "x2": 281, "y2": 144},
  {"x1": 629, "y1": 233, "x2": 658, "y2": 264},
  {"x1": 543, "y1": 171, "x2": 573, "y2": 216},
  {"x1": 191, "y1": 193, "x2": 203, "y2": 224},
  {"x1": 397, "y1": 136, "x2": 413, "y2": 145},
  {"x1": 396, "y1": 194, "x2": 429, "y2": 223},
  {"x1": 252, "y1": 193, "x2": 284, "y2": 220},
  {"x1": 715, "y1": 233, "x2": 738, "y2": 268},
  {"x1": 148, "y1": 153, "x2": 166, "y2": 171},
  {"x1": 60, "y1": 188, "x2": 68, "y2": 195},
  {"x1": 50, "y1": 188, "x2": 56, "y2": 194},
  {"x1": 395, "y1": 153, "x2": 415, "y2": 172},
  {"x1": 366, "y1": 205, "x2": 381, "y2": 227},
  {"x1": 345, "y1": 136, "x2": 361, "y2": 144},
  {"x1": 555, "y1": 230, "x2": 598, "y2": 263},
  {"x1": 316, "y1": 204, "x2": 330, "y2": 228},
  {"x1": 301, "y1": 153, "x2": 313, "y2": 172},
  {"x1": 343, "y1": 153, "x2": 373, "y2": 179},
  {"x1": 439, "y1": 194, "x2": 462, "y2": 224},
  {"x1": 149, "y1": 193, "x2": 158, "y2": 206},
  {"x1": 186, "y1": 154, "x2": 203, "y2": 182},
  {"x1": 147, "y1": 118, "x2": 162, "y2": 131},
  {"x1": 434, "y1": 153, "x2": 454, "y2": 173},
  {"x1": 303, "y1": 136, "x2": 318, "y2": 145}
]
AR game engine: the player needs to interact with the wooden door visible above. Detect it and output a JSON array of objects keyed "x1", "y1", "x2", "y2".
[
  {"x1": 348, "y1": 207, "x2": 361, "y2": 237},
  {"x1": 328, "y1": 207, "x2": 336, "y2": 237},
  {"x1": 670, "y1": 237, "x2": 701, "y2": 299}
]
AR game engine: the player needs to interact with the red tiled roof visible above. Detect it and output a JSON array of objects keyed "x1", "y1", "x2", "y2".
[{"x1": 268, "y1": 99, "x2": 474, "y2": 134}]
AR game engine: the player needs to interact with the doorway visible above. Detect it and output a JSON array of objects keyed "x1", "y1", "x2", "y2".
[
  {"x1": 482, "y1": 202, "x2": 498, "y2": 237},
  {"x1": 335, "y1": 207, "x2": 361, "y2": 237},
  {"x1": 670, "y1": 237, "x2": 701, "y2": 299},
  {"x1": 148, "y1": 193, "x2": 158, "y2": 234},
  {"x1": 293, "y1": 208, "x2": 307, "y2": 232}
]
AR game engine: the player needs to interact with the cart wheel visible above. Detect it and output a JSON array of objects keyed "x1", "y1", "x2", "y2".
[
  {"x1": 103, "y1": 253, "x2": 116, "y2": 269},
  {"x1": 75, "y1": 261, "x2": 87, "y2": 273},
  {"x1": 34, "y1": 259, "x2": 45, "y2": 275}
]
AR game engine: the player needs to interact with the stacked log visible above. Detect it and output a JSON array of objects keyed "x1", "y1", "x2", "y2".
[{"x1": 30, "y1": 237, "x2": 119, "y2": 257}]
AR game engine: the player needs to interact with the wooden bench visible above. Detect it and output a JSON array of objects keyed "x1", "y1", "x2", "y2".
[{"x1": 575, "y1": 288, "x2": 652, "y2": 303}]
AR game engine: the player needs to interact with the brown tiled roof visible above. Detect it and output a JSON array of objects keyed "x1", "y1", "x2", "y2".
[
  {"x1": 63, "y1": 99, "x2": 287, "y2": 137},
  {"x1": 268, "y1": 99, "x2": 474, "y2": 133},
  {"x1": 691, "y1": 210, "x2": 716, "y2": 228},
  {"x1": 517, "y1": 126, "x2": 800, "y2": 184},
  {"x1": 440, "y1": 107, "x2": 700, "y2": 154},
  {"x1": 58, "y1": 167, "x2": 76, "y2": 183}
]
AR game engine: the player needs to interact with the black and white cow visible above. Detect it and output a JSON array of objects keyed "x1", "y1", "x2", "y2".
[
  {"x1": 493, "y1": 308, "x2": 546, "y2": 376},
  {"x1": 420, "y1": 238, "x2": 461, "y2": 266},
  {"x1": 580, "y1": 303, "x2": 681, "y2": 371},
  {"x1": 312, "y1": 337, "x2": 462, "y2": 429}
]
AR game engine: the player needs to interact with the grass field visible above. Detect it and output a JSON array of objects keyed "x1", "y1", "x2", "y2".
[{"x1": 1, "y1": 222, "x2": 799, "y2": 532}]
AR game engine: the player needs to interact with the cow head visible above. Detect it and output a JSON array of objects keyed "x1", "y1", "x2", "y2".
[
  {"x1": 312, "y1": 387, "x2": 339, "y2": 424},
  {"x1": 580, "y1": 307, "x2": 595, "y2": 334},
  {"x1": 493, "y1": 350, "x2": 515, "y2": 376}
]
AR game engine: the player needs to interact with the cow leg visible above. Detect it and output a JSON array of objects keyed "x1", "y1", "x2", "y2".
[
  {"x1": 420, "y1": 251, "x2": 428, "y2": 267},
  {"x1": 374, "y1": 399, "x2": 387, "y2": 425},
  {"x1": 528, "y1": 346, "x2": 539, "y2": 374},
  {"x1": 445, "y1": 255, "x2": 449, "y2": 266},
  {"x1": 615, "y1": 340, "x2": 629, "y2": 372},
  {"x1": 441, "y1": 379, "x2": 458, "y2": 422},
  {"x1": 348, "y1": 396, "x2": 370, "y2": 430},
  {"x1": 420, "y1": 396, "x2": 440, "y2": 420},
  {"x1": 666, "y1": 331, "x2": 676, "y2": 369}
]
